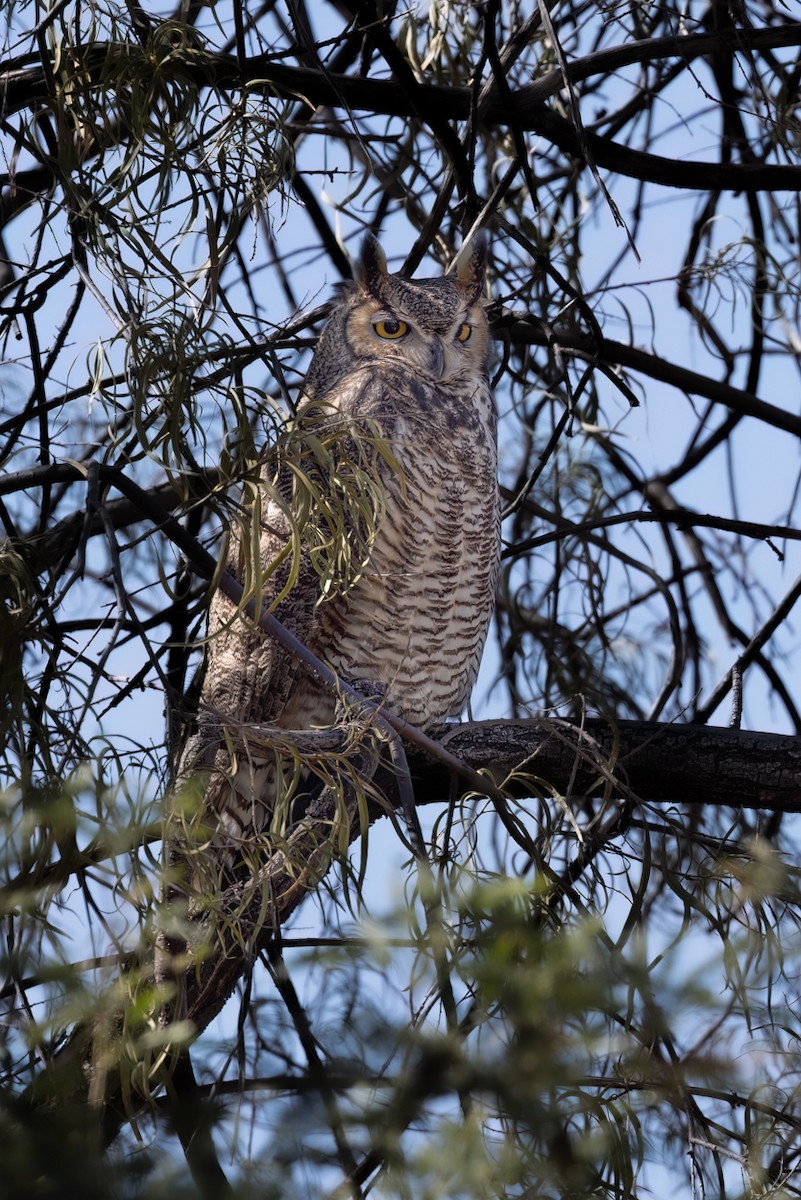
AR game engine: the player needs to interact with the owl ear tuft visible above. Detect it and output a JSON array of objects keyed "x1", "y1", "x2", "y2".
[
  {"x1": 453, "y1": 233, "x2": 488, "y2": 304},
  {"x1": 358, "y1": 234, "x2": 389, "y2": 297}
]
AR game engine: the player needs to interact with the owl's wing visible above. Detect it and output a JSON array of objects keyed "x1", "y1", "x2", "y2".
[
  {"x1": 174, "y1": 457, "x2": 322, "y2": 841},
  {"x1": 174, "y1": 390, "x2": 415, "y2": 848}
]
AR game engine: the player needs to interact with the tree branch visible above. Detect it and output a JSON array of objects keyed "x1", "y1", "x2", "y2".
[
  {"x1": 501, "y1": 316, "x2": 801, "y2": 440},
  {"x1": 4, "y1": 21, "x2": 801, "y2": 198},
  {"x1": 406, "y1": 718, "x2": 801, "y2": 814}
]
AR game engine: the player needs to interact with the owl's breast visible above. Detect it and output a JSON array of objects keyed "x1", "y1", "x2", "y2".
[{"x1": 311, "y1": 372, "x2": 500, "y2": 728}]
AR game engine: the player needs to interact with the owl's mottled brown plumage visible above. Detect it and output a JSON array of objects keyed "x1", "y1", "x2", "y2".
[{"x1": 178, "y1": 236, "x2": 500, "y2": 846}]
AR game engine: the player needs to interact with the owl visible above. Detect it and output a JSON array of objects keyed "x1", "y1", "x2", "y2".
[{"x1": 176, "y1": 235, "x2": 500, "y2": 856}]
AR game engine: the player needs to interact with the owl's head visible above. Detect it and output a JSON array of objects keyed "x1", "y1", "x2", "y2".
[
  {"x1": 303, "y1": 235, "x2": 490, "y2": 401},
  {"x1": 348, "y1": 235, "x2": 490, "y2": 383}
]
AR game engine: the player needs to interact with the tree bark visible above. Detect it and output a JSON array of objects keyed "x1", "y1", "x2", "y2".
[{"x1": 405, "y1": 718, "x2": 801, "y2": 813}]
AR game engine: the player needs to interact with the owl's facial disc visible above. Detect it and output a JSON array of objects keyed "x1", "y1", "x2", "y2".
[{"x1": 343, "y1": 299, "x2": 484, "y2": 382}]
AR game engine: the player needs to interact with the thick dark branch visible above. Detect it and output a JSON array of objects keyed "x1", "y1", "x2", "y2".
[
  {"x1": 407, "y1": 719, "x2": 801, "y2": 814},
  {"x1": 6, "y1": 23, "x2": 801, "y2": 119},
  {"x1": 4, "y1": 23, "x2": 801, "y2": 195},
  {"x1": 501, "y1": 316, "x2": 801, "y2": 440}
]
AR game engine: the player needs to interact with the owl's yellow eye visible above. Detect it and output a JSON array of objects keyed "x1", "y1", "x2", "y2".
[
  {"x1": 456, "y1": 323, "x2": 472, "y2": 343},
  {"x1": 373, "y1": 318, "x2": 409, "y2": 340}
]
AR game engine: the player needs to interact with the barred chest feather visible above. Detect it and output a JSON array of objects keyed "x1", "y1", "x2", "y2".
[{"x1": 282, "y1": 366, "x2": 500, "y2": 731}]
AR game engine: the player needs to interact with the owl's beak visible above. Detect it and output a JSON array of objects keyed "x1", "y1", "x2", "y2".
[{"x1": 427, "y1": 342, "x2": 445, "y2": 379}]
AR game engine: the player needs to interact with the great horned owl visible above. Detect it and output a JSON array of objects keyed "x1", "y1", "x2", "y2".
[{"x1": 177, "y1": 235, "x2": 500, "y2": 852}]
